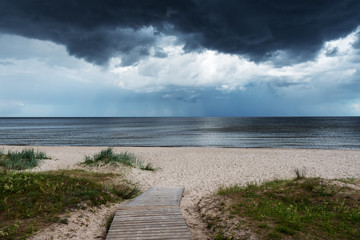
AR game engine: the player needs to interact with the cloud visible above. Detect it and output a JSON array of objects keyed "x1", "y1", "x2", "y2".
[
  {"x1": 110, "y1": 46, "x2": 268, "y2": 92},
  {"x1": 1, "y1": 0, "x2": 360, "y2": 66},
  {"x1": 353, "y1": 32, "x2": 360, "y2": 49},
  {"x1": 106, "y1": 26, "x2": 360, "y2": 98},
  {"x1": 162, "y1": 89, "x2": 200, "y2": 103},
  {"x1": 0, "y1": 100, "x2": 24, "y2": 115},
  {"x1": 352, "y1": 103, "x2": 360, "y2": 112},
  {"x1": 65, "y1": 27, "x2": 159, "y2": 66},
  {"x1": 0, "y1": 61, "x2": 13, "y2": 66},
  {"x1": 1, "y1": 29, "x2": 360, "y2": 117}
]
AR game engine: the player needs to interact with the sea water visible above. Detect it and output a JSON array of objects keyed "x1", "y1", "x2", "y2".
[{"x1": 0, "y1": 117, "x2": 359, "y2": 149}]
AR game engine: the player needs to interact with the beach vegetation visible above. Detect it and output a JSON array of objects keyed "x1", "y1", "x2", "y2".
[
  {"x1": 0, "y1": 169, "x2": 139, "y2": 239},
  {"x1": 82, "y1": 148, "x2": 155, "y2": 171},
  {"x1": 202, "y1": 176, "x2": 360, "y2": 239},
  {"x1": 335, "y1": 178, "x2": 360, "y2": 185},
  {"x1": 0, "y1": 148, "x2": 50, "y2": 170},
  {"x1": 138, "y1": 161, "x2": 156, "y2": 171},
  {"x1": 293, "y1": 167, "x2": 307, "y2": 179},
  {"x1": 214, "y1": 230, "x2": 233, "y2": 240}
]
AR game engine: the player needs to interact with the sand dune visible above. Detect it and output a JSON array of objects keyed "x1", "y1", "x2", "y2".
[{"x1": 2, "y1": 146, "x2": 360, "y2": 239}]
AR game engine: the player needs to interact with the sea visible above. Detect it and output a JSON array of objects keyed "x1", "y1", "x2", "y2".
[{"x1": 0, "y1": 117, "x2": 360, "y2": 149}]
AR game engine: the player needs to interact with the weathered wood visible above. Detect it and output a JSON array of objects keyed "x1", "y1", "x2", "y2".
[
  {"x1": 122, "y1": 186, "x2": 184, "y2": 207},
  {"x1": 106, "y1": 186, "x2": 192, "y2": 240}
]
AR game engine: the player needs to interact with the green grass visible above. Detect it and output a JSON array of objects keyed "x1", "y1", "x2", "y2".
[
  {"x1": 335, "y1": 178, "x2": 360, "y2": 185},
  {"x1": 214, "y1": 230, "x2": 233, "y2": 240},
  {"x1": 0, "y1": 169, "x2": 139, "y2": 240},
  {"x1": 210, "y1": 177, "x2": 360, "y2": 239},
  {"x1": 82, "y1": 148, "x2": 155, "y2": 171},
  {"x1": 0, "y1": 148, "x2": 50, "y2": 170}
]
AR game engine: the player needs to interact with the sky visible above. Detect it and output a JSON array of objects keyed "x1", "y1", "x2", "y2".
[{"x1": 1, "y1": 0, "x2": 360, "y2": 117}]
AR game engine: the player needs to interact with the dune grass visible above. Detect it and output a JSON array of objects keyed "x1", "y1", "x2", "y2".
[
  {"x1": 0, "y1": 148, "x2": 50, "y2": 170},
  {"x1": 335, "y1": 178, "x2": 360, "y2": 185},
  {"x1": 203, "y1": 174, "x2": 360, "y2": 239},
  {"x1": 0, "y1": 169, "x2": 139, "y2": 240},
  {"x1": 82, "y1": 148, "x2": 155, "y2": 171}
]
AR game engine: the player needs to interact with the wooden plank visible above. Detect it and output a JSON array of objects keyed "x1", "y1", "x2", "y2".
[
  {"x1": 122, "y1": 186, "x2": 184, "y2": 207},
  {"x1": 105, "y1": 186, "x2": 192, "y2": 240},
  {"x1": 106, "y1": 237, "x2": 189, "y2": 240}
]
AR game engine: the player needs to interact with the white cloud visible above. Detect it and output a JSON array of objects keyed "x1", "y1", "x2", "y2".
[
  {"x1": 106, "y1": 26, "x2": 360, "y2": 99},
  {"x1": 352, "y1": 103, "x2": 360, "y2": 113},
  {"x1": 0, "y1": 100, "x2": 24, "y2": 115},
  {"x1": 2, "y1": 28, "x2": 359, "y2": 95},
  {"x1": 110, "y1": 47, "x2": 269, "y2": 92},
  {"x1": 1, "y1": 26, "x2": 360, "y2": 116}
]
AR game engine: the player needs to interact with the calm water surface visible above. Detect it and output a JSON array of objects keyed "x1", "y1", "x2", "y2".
[{"x1": 0, "y1": 117, "x2": 359, "y2": 149}]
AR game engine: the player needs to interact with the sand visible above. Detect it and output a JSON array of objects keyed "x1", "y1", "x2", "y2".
[{"x1": 2, "y1": 145, "x2": 360, "y2": 239}]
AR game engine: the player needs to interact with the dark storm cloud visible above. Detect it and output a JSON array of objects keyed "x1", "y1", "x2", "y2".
[{"x1": 1, "y1": 0, "x2": 360, "y2": 65}]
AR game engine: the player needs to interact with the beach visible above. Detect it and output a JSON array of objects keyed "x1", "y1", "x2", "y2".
[{"x1": 2, "y1": 145, "x2": 360, "y2": 239}]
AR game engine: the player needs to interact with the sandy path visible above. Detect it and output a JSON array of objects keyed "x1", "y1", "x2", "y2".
[{"x1": 2, "y1": 146, "x2": 360, "y2": 239}]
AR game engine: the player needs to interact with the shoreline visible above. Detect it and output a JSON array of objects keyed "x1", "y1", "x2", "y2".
[
  {"x1": 3, "y1": 144, "x2": 360, "y2": 150},
  {"x1": 2, "y1": 145, "x2": 360, "y2": 239}
]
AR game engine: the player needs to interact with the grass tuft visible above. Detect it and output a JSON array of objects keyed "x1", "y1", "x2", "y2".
[
  {"x1": 0, "y1": 170, "x2": 139, "y2": 239},
  {"x1": 138, "y1": 162, "x2": 156, "y2": 171},
  {"x1": 293, "y1": 167, "x2": 307, "y2": 179},
  {"x1": 336, "y1": 178, "x2": 360, "y2": 185},
  {"x1": 82, "y1": 148, "x2": 155, "y2": 171},
  {"x1": 0, "y1": 148, "x2": 50, "y2": 170},
  {"x1": 214, "y1": 230, "x2": 233, "y2": 240}
]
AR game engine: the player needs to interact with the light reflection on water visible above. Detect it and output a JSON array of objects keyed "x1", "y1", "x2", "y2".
[{"x1": 0, "y1": 117, "x2": 359, "y2": 149}]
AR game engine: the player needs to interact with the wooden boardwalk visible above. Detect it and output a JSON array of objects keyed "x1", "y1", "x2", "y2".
[{"x1": 106, "y1": 186, "x2": 192, "y2": 240}]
